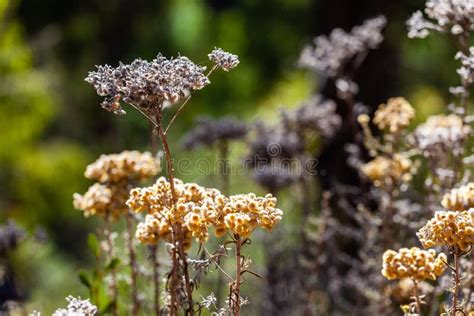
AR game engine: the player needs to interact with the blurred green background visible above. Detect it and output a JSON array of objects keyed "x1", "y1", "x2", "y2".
[{"x1": 0, "y1": 0, "x2": 462, "y2": 313}]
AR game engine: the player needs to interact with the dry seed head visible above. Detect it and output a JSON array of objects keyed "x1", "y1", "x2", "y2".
[
  {"x1": 361, "y1": 154, "x2": 413, "y2": 187},
  {"x1": 411, "y1": 114, "x2": 469, "y2": 158},
  {"x1": 208, "y1": 48, "x2": 240, "y2": 72},
  {"x1": 373, "y1": 97, "x2": 415, "y2": 133},
  {"x1": 381, "y1": 247, "x2": 446, "y2": 281},
  {"x1": 441, "y1": 183, "x2": 474, "y2": 211},
  {"x1": 129, "y1": 177, "x2": 283, "y2": 245},
  {"x1": 417, "y1": 209, "x2": 474, "y2": 251},
  {"x1": 84, "y1": 151, "x2": 160, "y2": 184}
]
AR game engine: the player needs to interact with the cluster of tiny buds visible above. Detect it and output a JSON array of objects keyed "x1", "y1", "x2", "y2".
[
  {"x1": 361, "y1": 154, "x2": 413, "y2": 188},
  {"x1": 417, "y1": 209, "x2": 474, "y2": 252},
  {"x1": 128, "y1": 177, "x2": 283, "y2": 247},
  {"x1": 373, "y1": 97, "x2": 415, "y2": 134},
  {"x1": 84, "y1": 151, "x2": 160, "y2": 184},
  {"x1": 73, "y1": 151, "x2": 159, "y2": 220},
  {"x1": 441, "y1": 182, "x2": 474, "y2": 211},
  {"x1": 382, "y1": 247, "x2": 446, "y2": 281},
  {"x1": 208, "y1": 48, "x2": 240, "y2": 72},
  {"x1": 50, "y1": 296, "x2": 98, "y2": 316}
]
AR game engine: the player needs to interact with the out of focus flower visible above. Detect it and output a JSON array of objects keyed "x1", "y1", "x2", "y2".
[
  {"x1": 411, "y1": 114, "x2": 470, "y2": 158},
  {"x1": 456, "y1": 47, "x2": 474, "y2": 85},
  {"x1": 0, "y1": 220, "x2": 26, "y2": 254},
  {"x1": 299, "y1": 16, "x2": 386, "y2": 77},
  {"x1": 361, "y1": 154, "x2": 413, "y2": 188},
  {"x1": 208, "y1": 48, "x2": 240, "y2": 72},
  {"x1": 51, "y1": 296, "x2": 97, "y2": 316},
  {"x1": 373, "y1": 97, "x2": 415, "y2": 134},
  {"x1": 182, "y1": 116, "x2": 248, "y2": 150},
  {"x1": 442, "y1": 183, "x2": 474, "y2": 211},
  {"x1": 382, "y1": 247, "x2": 446, "y2": 281},
  {"x1": 280, "y1": 95, "x2": 341, "y2": 139},
  {"x1": 84, "y1": 151, "x2": 160, "y2": 184},
  {"x1": 73, "y1": 151, "x2": 159, "y2": 220},
  {"x1": 417, "y1": 209, "x2": 474, "y2": 251},
  {"x1": 407, "y1": 0, "x2": 474, "y2": 39}
]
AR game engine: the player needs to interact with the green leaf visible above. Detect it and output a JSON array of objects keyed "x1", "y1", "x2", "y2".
[
  {"x1": 78, "y1": 270, "x2": 92, "y2": 289},
  {"x1": 87, "y1": 233, "x2": 100, "y2": 258},
  {"x1": 105, "y1": 258, "x2": 120, "y2": 272}
]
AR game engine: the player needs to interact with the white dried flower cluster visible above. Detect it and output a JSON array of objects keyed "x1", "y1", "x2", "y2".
[
  {"x1": 299, "y1": 16, "x2": 386, "y2": 77},
  {"x1": 208, "y1": 48, "x2": 240, "y2": 72},
  {"x1": 51, "y1": 296, "x2": 97, "y2": 316},
  {"x1": 85, "y1": 55, "x2": 210, "y2": 114},
  {"x1": 407, "y1": 0, "x2": 474, "y2": 39},
  {"x1": 411, "y1": 114, "x2": 470, "y2": 158},
  {"x1": 456, "y1": 47, "x2": 474, "y2": 86}
]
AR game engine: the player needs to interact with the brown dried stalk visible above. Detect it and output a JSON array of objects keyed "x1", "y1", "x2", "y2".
[
  {"x1": 229, "y1": 235, "x2": 243, "y2": 316},
  {"x1": 412, "y1": 279, "x2": 422, "y2": 315},
  {"x1": 158, "y1": 123, "x2": 194, "y2": 316}
]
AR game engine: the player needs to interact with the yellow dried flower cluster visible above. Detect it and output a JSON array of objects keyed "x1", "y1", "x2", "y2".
[
  {"x1": 128, "y1": 177, "x2": 283, "y2": 247},
  {"x1": 373, "y1": 97, "x2": 415, "y2": 133},
  {"x1": 381, "y1": 247, "x2": 446, "y2": 281},
  {"x1": 361, "y1": 154, "x2": 413, "y2": 187},
  {"x1": 417, "y1": 210, "x2": 474, "y2": 252},
  {"x1": 84, "y1": 150, "x2": 160, "y2": 184},
  {"x1": 441, "y1": 183, "x2": 474, "y2": 211},
  {"x1": 74, "y1": 151, "x2": 160, "y2": 219}
]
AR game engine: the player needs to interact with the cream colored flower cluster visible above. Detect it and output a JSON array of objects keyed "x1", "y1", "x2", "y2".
[
  {"x1": 128, "y1": 177, "x2": 283, "y2": 247},
  {"x1": 373, "y1": 97, "x2": 415, "y2": 133},
  {"x1": 84, "y1": 150, "x2": 160, "y2": 184},
  {"x1": 361, "y1": 154, "x2": 413, "y2": 187},
  {"x1": 417, "y1": 210, "x2": 474, "y2": 252},
  {"x1": 381, "y1": 247, "x2": 446, "y2": 281},
  {"x1": 74, "y1": 151, "x2": 160, "y2": 219},
  {"x1": 441, "y1": 183, "x2": 474, "y2": 211},
  {"x1": 412, "y1": 114, "x2": 470, "y2": 156}
]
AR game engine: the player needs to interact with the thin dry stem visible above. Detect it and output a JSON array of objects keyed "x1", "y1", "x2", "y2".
[
  {"x1": 127, "y1": 212, "x2": 140, "y2": 315},
  {"x1": 158, "y1": 123, "x2": 194, "y2": 316},
  {"x1": 104, "y1": 219, "x2": 118, "y2": 316},
  {"x1": 412, "y1": 279, "x2": 422, "y2": 315}
]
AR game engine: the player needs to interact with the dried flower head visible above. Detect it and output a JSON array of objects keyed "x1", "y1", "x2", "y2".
[
  {"x1": 280, "y1": 95, "x2": 342, "y2": 139},
  {"x1": 73, "y1": 183, "x2": 129, "y2": 219},
  {"x1": 182, "y1": 116, "x2": 248, "y2": 150},
  {"x1": 0, "y1": 220, "x2": 26, "y2": 254},
  {"x1": 417, "y1": 209, "x2": 474, "y2": 251},
  {"x1": 361, "y1": 154, "x2": 413, "y2": 187},
  {"x1": 455, "y1": 47, "x2": 474, "y2": 86},
  {"x1": 208, "y1": 48, "x2": 240, "y2": 72},
  {"x1": 85, "y1": 55, "x2": 210, "y2": 114},
  {"x1": 73, "y1": 151, "x2": 158, "y2": 220},
  {"x1": 299, "y1": 16, "x2": 386, "y2": 77},
  {"x1": 411, "y1": 114, "x2": 470, "y2": 158},
  {"x1": 373, "y1": 97, "x2": 415, "y2": 133},
  {"x1": 382, "y1": 247, "x2": 447, "y2": 281},
  {"x1": 223, "y1": 193, "x2": 283, "y2": 238},
  {"x1": 52, "y1": 296, "x2": 97, "y2": 316},
  {"x1": 128, "y1": 177, "x2": 283, "y2": 246},
  {"x1": 84, "y1": 151, "x2": 160, "y2": 184},
  {"x1": 442, "y1": 183, "x2": 474, "y2": 211},
  {"x1": 407, "y1": 0, "x2": 474, "y2": 39}
]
